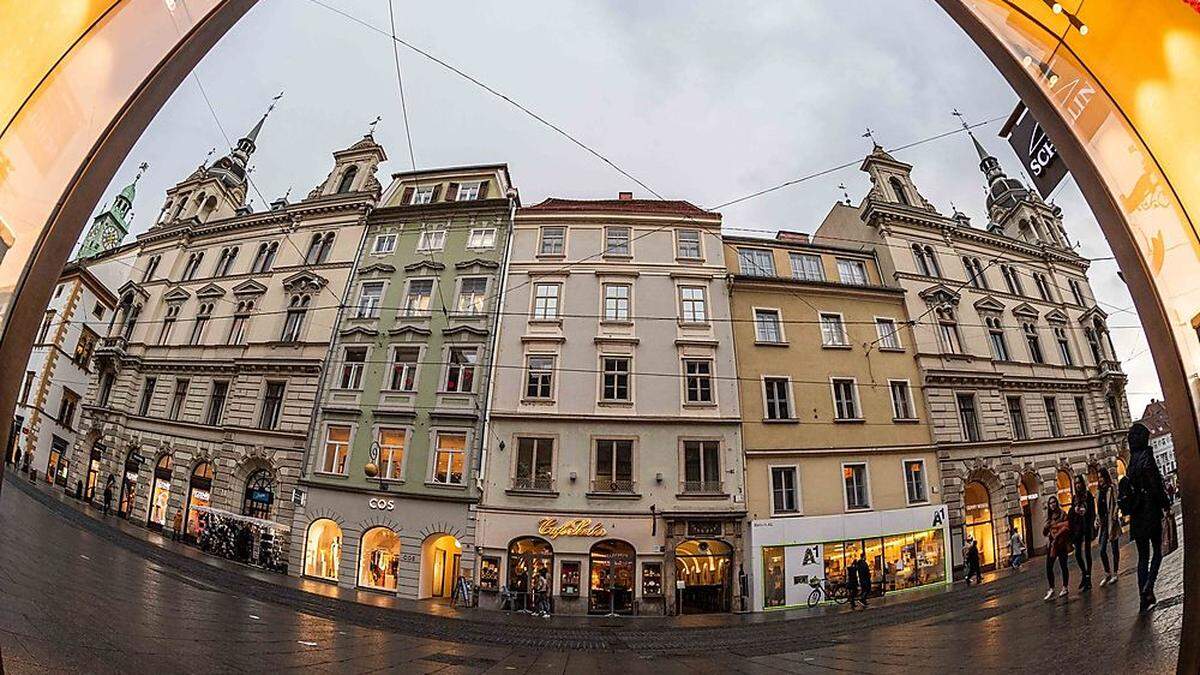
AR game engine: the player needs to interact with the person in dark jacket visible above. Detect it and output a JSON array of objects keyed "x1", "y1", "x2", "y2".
[
  {"x1": 1069, "y1": 474, "x2": 1096, "y2": 590},
  {"x1": 1096, "y1": 467, "x2": 1121, "y2": 586},
  {"x1": 102, "y1": 476, "x2": 114, "y2": 517},
  {"x1": 964, "y1": 537, "x2": 983, "y2": 585},
  {"x1": 1043, "y1": 496, "x2": 1072, "y2": 600},
  {"x1": 846, "y1": 560, "x2": 861, "y2": 609},
  {"x1": 1124, "y1": 423, "x2": 1172, "y2": 612},
  {"x1": 853, "y1": 557, "x2": 871, "y2": 608}
]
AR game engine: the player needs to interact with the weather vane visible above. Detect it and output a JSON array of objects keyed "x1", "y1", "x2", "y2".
[
  {"x1": 951, "y1": 108, "x2": 970, "y2": 131},
  {"x1": 136, "y1": 162, "x2": 149, "y2": 180},
  {"x1": 368, "y1": 115, "x2": 382, "y2": 136},
  {"x1": 838, "y1": 182, "x2": 851, "y2": 204},
  {"x1": 862, "y1": 127, "x2": 878, "y2": 145}
]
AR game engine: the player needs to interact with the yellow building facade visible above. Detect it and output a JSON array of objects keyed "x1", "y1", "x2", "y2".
[{"x1": 724, "y1": 232, "x2": 950, "y2": 611}]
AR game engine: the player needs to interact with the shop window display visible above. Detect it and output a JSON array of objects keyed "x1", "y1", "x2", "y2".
[
  {"x1": 359, "y1": 527, "x2": 401, "y2": 591},
  {"x1": 964, "y1": 481, "x2": 996, "y2": 567},
  {"x1": 589, "y1": 540, "x2": 635, "y2": 614},
  {"x1": 185, "y1": 462, "x2": 214, "y2": 540},
  {"x1": 304, "y1": 518, "x2": 343, "y2": 581},
  {"x1": 507, "y1": 537, "x2": 553, "y2": 598},
  {"x1": 560, "y1": 560, "x2": 581, "y2": 598},
  {"x1": 762, "y1": 546, "x2": 786, "y2": 608},
  {"x1": 478, "y1": 556, "x2": 500, "y2": 591},
  {"x1": 148, "y1": 454, "x2": 173, "y2": 530},
  {"x1": 641, "y1": 562, "x2": 663, "y2": 598}
]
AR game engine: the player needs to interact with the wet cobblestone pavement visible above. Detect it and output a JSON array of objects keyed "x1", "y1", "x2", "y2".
[{"x1": 0, "y1": 477, "x2": 1182, "y2": 673}]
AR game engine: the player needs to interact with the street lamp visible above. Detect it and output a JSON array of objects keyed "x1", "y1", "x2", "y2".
[{"x1": 364, "y1": 440, "x2": 388, "y2": 491}]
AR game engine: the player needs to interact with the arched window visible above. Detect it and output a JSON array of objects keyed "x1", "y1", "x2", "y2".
[
  {"x1": 336, "y1": 165, "x2": 358, "y2": 194},
  {"x1": 199, "y1": 195, "x2": 218, "y2": 222},
  {"x1": 170, "y1": 198, "x2": 187, "y2": 221},
  {"x1": 317, "y1": 232, "x2": 336, "y2": 264},
  {"x1": 889, "y1": 176, "x2": 910, "y2": 205},
  {"x1": 160, "y1": 200, "x2": 174, "y2": 223},
  {"x1": 1023, "y1": 322, "x2": 1044, "y2": 363},
  {"x1": 184, "y1": 462, "x2": 213, "y2": 540},
  {"x1": 1056, "y1": 470, "x2": 1074, "y2": 511},
  {"x1": 985, "y1": 316, "x2": 1009, "y2": 360},
  {"x1": 359, "y1": 526, "x2": 401, "y2": 591},
  {"x1": 122, "y1": 303, "x2": 142, "y2": 341},
  {"x1": 674, "y1": 539, "x2": 733, "y2": 614},
  {"x1": 281, "y1": 294, "x2": 310, "y2": 342},
  {"x1": 148, "y1": 454, "x2": 173, "y2": 529},
  {"x1": 242, "y1": 469, "x2": 274, "y2": 519},
  {"x1": 964, "y1": 481, "x2": 995, "y2": 567},
  {"x1": 507, "y1": 536, "x2": 553, "y2": 593},
  {"x1": 304, "y1": 233, "x2": 323, "y2": 264},
  {"x1": 935, "y1": 306, "x2": 961, "y2": 354},
  {"x1": 304, "y1": 519, "x2": 343, "y2": 581}
]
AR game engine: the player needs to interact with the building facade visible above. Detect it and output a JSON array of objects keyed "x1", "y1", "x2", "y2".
[
  {"x1": 815, "y1": 138, "x2": 1129, "y2": 568},
  {"x1": 291, "y1": 165, "x2": 517, "y2": 599},
  {"x1": 476, "y1": 194, "x2": 745, "y2": 615},
  {"x1": 77, "y1": 116, "x2": 385, "y2": 567},
  {"x1": 1139, "y1": 398, "x2": 1178, "y2": 487},
  {"x1": 725, "y1": 232, "x2": 948, "y2": 611}
]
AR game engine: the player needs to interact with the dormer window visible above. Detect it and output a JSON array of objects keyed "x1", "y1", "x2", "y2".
[
  {"x1": 455, "y1": 181, "x2": 484, "y2": 201},
  {"x1": 410, "y1": 185, "x2": 435, "y2": 205}
]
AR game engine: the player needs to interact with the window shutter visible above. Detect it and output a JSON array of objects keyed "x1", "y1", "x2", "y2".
[
  {"x1": 477, "y1": 181, "x2": 489, "y2": 199},
  {"x1": 444, "y1": 182, "x2": 459, "y2": 202},
  {"x1": 400, "y1": 187, "x2": 414, "y2": 205},
  {"x1": 431, "y1": 184, "x2": 442, "y2": 202}
]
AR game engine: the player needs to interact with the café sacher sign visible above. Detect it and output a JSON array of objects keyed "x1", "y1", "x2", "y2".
[{"x1": 537, "y1": 517, "x2": 607, "y2": 539}]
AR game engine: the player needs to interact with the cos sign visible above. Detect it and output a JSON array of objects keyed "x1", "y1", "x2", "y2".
[{"x1": 368, "y1": 498, "x2": 395, "y2": 511}]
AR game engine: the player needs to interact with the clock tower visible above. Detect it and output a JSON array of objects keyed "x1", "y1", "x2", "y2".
[{"x1": 77, "y1": 162, "x2": 145, "y2": 259}]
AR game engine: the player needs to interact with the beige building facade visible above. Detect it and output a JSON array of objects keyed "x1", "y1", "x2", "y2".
[
  {"x1": 725, "y1": 232, "x2": 949, "y2": 611},
  {"x1": 815, "y1": 139, "x2": 1129, "y2": 570}
]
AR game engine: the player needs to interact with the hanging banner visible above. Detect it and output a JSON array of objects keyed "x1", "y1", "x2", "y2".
[{"x1": 1001, "y1": 102, "x2": 1069, "y2": 198}]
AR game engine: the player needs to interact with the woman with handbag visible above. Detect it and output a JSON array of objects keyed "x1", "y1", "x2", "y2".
[
  {"x1": 1123, "y1": 423, "x2": 1172, "y2": 613},
  {"x1": 1096, "y1": 467, "x2": 1121, "y2": 586},
  {"x1": 1069, "y1": 475, "x2": 1096, "y2": 591},
  {"x1": 1042, "y1": 495, "x2": 1073, "y2": 601}
]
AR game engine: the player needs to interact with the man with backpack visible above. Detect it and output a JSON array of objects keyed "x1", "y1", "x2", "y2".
[{"x1": 1119, "y1": 422, "x2": 1172, "y2": 613}]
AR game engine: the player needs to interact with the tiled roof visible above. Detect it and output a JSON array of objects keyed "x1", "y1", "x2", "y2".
[{"x1": 523, "y1": 198, "x2": 715, "y2": 217}]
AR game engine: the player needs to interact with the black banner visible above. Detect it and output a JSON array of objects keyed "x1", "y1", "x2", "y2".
[{"x1": 1001, "y1": 102, "x2": 1069, "y2": 199}]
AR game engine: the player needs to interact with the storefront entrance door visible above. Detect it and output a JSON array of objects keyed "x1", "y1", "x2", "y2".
[
  {"x1": 589, "y1": 540, "x2": 635, "y2": 615},
  {"x1": 675, "y1": 539, "x2": 732, "y2": 614}
]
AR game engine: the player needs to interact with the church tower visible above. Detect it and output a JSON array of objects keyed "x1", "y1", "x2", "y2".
[
  {"x1": 78, "y1": 163, "x2": 145, "y2": 259},
  {"x1": 966, "y1": 127, "x2": 1072, "y2": 251}
]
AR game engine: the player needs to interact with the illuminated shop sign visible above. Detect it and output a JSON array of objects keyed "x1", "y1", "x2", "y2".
[{"x1": 536, "y1": 517, "x2": 607, "y2": 539}]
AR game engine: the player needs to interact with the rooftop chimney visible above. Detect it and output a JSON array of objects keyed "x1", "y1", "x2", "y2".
[
  {"x1": 775, "y1": 230, "x2": 810, "y2": 244},
  {"x1": 618, "y1": 191, "x2": 633, "y2": 201}
]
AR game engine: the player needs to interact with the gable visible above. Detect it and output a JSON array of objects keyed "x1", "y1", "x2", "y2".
[
  {"x1": 195, "y1": 282, "x2": 226, "y2": 299},
  {"x1": 1010, "y1": 302, "x2": 1039, "y2": 319},
  {"x1": 972, "y1": 295, "x2": 1006, "y2": 314},
  {"x1": 282, "y1": 270, "x2": 329, "y2": 293},
  {"x1": 1044, "y1": 308, "x2": 1070, "y2": 324},
  {"x1": 161, "y1": 286, "x2": 191, "y2": 303},
  {"x1": 232, "y1": 279, "x2": 268, "y2": 297},
  {"x1": 404, "y1": 260, "x2": 445, "y2": 274},
  {"x1": 917, "y1": 283, "x2": 960, "y2": 306}
]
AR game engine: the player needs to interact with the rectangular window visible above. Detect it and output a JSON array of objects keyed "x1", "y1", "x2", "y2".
[
  {"x1": 377, "y1": 427, "x2": 406, "y2": 480},
  {"x1": 1045, "y1": 396, "x2": 1062, "y2": 437},
  {"x1": 189, "y1": 310, "x2": 210, "y2": 345},
  {"x1": 789, "y1": 253, "x2": 824, "y2": 281},
  {"x1": 539, "y1": 226, "x2": 565, "y2": 256},
  {"x1": 73, "y1": 328, "x2": 99, "y2": 368},
  {"x1": 1025, "y1": 325, "x2": 1045, "y2": 364},
  {"x1": 1074, "y1": 396, "x2": 1090, "y2": 435},
  {"x1": 1107, "y1": 395, "x2": 1121, "y2": 428},
  {"x1": 754, "y1": 309, "x2": 783, "y2": 343},
  {"x1": 988, "y1": 320, "x2": 1010, "y2": 360},
  {"x1": 1068, "y1": 279, "x2": 1085, "y2": 306},
  {"x1": 836, "y1": 258, "x2": 868, "y2": 285},
  {"x1": 679, "y1": 286, "x2": 707, "y2": 324},
  {"x1": 227, "y1": 311, "x2": 249, "y2": 345},
  {"x1": 168, "y1": 379, "x2": 188, "y2": 420},
  {"x1": 416, "y1": 228, "x2": 446, "y2": 252},
  {"x1": 372, "y1": 233, "x2": 397, "y2": 255},
  {"x1": 763, "y1": 377, "x2": 792, "y2": 420},
  {"x1": 832, "y1": 378, "x2": 859, "y2": 420},
  {"x1": 1007, "y1": 396, "x2": 1028, "y2": 440},
  {"x1": 843, "y1": 463, "x2": 870, "y2": 510},
  {"x1": 467, "y1": 227, "x2": 496, "y2": 249},
  {"x1": 97, "y1": 372, "x2": 115, "y2": 408},
  {"x1": 683, "y1": 359, "x2": 714, "y2": 404},
  {"x1": 958, "y1": 393, "x2": 981, "y2": 442},
  {"x1": 259, "y1": 381, "x2": 285, "y2": 430},
  {"x1": 340, "y1": 346, "x2": 367, "y2": 389},
  {"x1": 57, "y1": 389, "x2": 79, "y2": 428},
  {"x1": 604, "y1": 226, "x2": 631, "y2": 256},
  {"x1": 890, "y1": 381, "x2": 914, "y2": 420},
  {"x1": 138, "y1": 377, "x2": 157, "y2": 417},
  {"x1": 594, "y1": 439, "x2": 634, "y2": 492},
  {"x1": 525, "y1": 355, "x2": 554, "y2": 399},
  {"x1": 771, "y1": 466, "x2": 799, "y2": 514},
  {"x1": 206, "y1": 380, "x2": 229, "y2": 426},
  {"x1": 904, "y1": 460, "x2": 928, "y2": 504},
  {"x1": 603, "y1": 284, "x2": 631, "y2": 321},
  {"x1": 531, "y1": 283, "x2": 560, "y2": 320},
  {"x1": 456, "y1": 277, "x2": 488, "y2": 314},
  {"x1": 356, "y1": 281, "x2": 385, "y2": 319},
  {"x1": 515, "y1": 436, "x2": 554, "y2": 490},
  {"x1": 875, "y1": 318, "x2": 902, "y2": 349},
  {"x1": 37, "y1": 310, "x2": 55, "y2": 343},
  {"x1": 404, "y1": 279, "x2": 434, "y2": 316},
  {"x1": 682, "y1": 440, "x2": 721, "y2": 493},
  {"x1": 389, "y1": 346, "x2": 420, "y2": 392},
  {"x1": 456, "y1": 181, "x2": 483, "y2": 201},
  {"x1": 819, "y1": 313, "x2": 848, "y2": 347},
  {"x1": 20, "y1": 371, "x2": 34, "y2": 404},
  {"x1": 321, "y1": 425, "x2": 351, "y2": 474},
  {"x1": 444, "y1": 348, "x2": 478, "y2": 393},
  {"x1": 433, "y1": 432, "x2": 467, "y2": 485},
  {"x1": 601, "y1": 356, "x2": 631, "y2": 402},
  {"x1": 410, "y1": 185, "x2": 434, "y2": 204},
  {"x1": 737, "y1": 248, "x2": 775, "y2": 276},
  {"x1": 676, "y1": 229, "x2": 702, "y2": 259}
]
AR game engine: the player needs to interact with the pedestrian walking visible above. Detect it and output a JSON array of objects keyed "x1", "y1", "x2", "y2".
[
  {"x1": 1096, "y1": 467, "x2": 1121, "y2": 586},
  {"x1": 854, "y1": 554, "x2": 873, "y2": 607},
  {"x1": 534, "y1": 568, "x2": 551, "y2": 617},
  {"x1": 1120, "y1": 423, "x2": 1172, "y2": 613},
  {"x1": 964, "y1": 537, "x2": 983, "y2": 585},
  {"x1": 1069, "y1": 474, "x2": 1096, "y2": 590},
  {"x1": 1043, "y1": 496, "x2": 1072, "y2": 600},
  {"x1": 102, "y1": 476, "x2": 114, "y2": 517},
  {"x1": 1010, "y1": 529, "x2": 1026, "y2": 570}
]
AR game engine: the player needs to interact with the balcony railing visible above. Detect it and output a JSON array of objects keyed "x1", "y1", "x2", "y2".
[
  {"x1": 591, "y1": 477, "x2": 636, "y2": 494},
  {"x1": 511, "y1": 476, "x2": 554, "y2": 492},
  {"x1": 97, "y1": 335, "x2": 128, "y2": 354},
  {"x1": 681, "y1": 480, "x2": 723, "y2": 494}
]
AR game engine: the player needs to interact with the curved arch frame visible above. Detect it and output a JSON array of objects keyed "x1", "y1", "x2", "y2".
[
  {"x1": 356, "y1": 525, "x2": 402, "y2": 592},
  {"x1": 302, "y1": 517, "x2": 344, "y2": 583}
]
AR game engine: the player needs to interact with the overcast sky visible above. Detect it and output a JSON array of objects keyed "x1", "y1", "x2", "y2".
[{"x1": 96, "y1": 0, "x2": 1162, "y2": 413}]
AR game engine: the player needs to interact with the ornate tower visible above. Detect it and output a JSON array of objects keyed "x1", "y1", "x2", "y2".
[
  {"x1": 966, "y1": 127, "x2": 1072, "y2": 250},
  {"x1": 78, "y1": 163, "x2": 145, "y2": 259}
]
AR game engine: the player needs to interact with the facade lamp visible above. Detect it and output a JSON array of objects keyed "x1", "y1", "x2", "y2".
[{"x1": 364, "y1": 440, "x2": 389, "y2": 491}]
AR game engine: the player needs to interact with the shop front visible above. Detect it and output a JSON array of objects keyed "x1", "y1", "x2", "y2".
[
  {"x1": 748, "y1": 503, "x2": 950, "y2": 612},
  {"x1": 46, "y1": 435, "x2": 69, "y2": 487},
  {"x1": 291, "y1": 484, "x2": 475, "y2": 601},
  {"x1": 475, "y1": 510, "x2": 666, "y2": 615},
  {"x1": 184, "y1": 462, "x2": 214, "y2": 541},
  {"x1": 85, "y1": 444, "x2": 104, "y2": 502},
  {"x1": 118, "y1": 449, "x2": 142, "y2": 518},
  {"x1": 147, "y1": 454, "x2": 172, "y2": 530}
]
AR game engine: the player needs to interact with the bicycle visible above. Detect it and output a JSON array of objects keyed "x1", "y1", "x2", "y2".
[{"x1": 807, "y1": 577, "x2": 850, "y2": 608}]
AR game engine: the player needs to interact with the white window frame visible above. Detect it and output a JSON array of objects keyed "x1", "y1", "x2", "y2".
[
  {"x1": 410, "y1": 185, "x2": 435, "y2": 205},
  {"x1": 523, "y1": 353, "x2": 556, "y2": 401},
  {"x1": 403, "y1": 278, "x2": 435, "y2": 317},
  {"x1": 531, "y1": 282, "x2": 562, "y2": 321},
  {"x1": 318, "y1": 423, "x2": 354, "y2": 476},
  {"x1": 875, "y1": 316, "x2": 903, "y2": 350},
  {"x1": 602, "y1": 283, "x2": 632, "y2": 322},
  {"x1": 737, "y1": 247, "x2": 775, "y2": 276},
  {"x1": 443, "y1": 346, "x2": 479, "y2": 394},
  {"x1": 678, "y1": 285, "x2": 708, "y2": 324},
  {"x1": 761, "y1": 375, "x2": 796, "y2": 421},
  {"x1": 830, "y1": 377, "x2": 861, "y2": 421},
  {"x1": 416, "y1": 227, "x2": 447, "y2": 252},
  {"x1": 768, "y1": 464, "x2": 802, "y2": 516},
  {"x1": 753, "y1": 307, "x2": 785, "y2": 344},
  {"x1": 836, "y1": 258, "x2": 868, "y2": 285},
  {"x1": 789, "y1": 253, "x2": 825, "y2": 281},
  {"x1": 888, "y1": 379, "x2": 916, "y2": 421},
  {"x1": 604, "y1": 226, "x2": 632, "y2": 257},
  {"x1": 841, "y1": 461, "x2": 872, "y2": 511},
  {"x1": 356, "y1": 281, "x2": 386, "y2": 319},
  {"x1": 387, "y1": 344, "x2": 421, "y2": 392},
  {"x1": 373, "y1": 425, "x2": 411, "y2": 482},
  {"x1": 430, "y1": 429, "x2": 469, "y2": 485},
  {"x1": 339, "y1": 346, "x2": 368, "y2": 390},
  {"x1": 538, "y1": 226, "x2": 566, "y2": 256},
  {"x1": 372, "y1": 233, "x2": 398, "y2": 255},
  {"x1": 676, "y1": 228, "x2": 703, "y2": 260},
  {"x1": 467, "y1": 227, "x2": 497, "y2": 250},
  {"x1": 455, "y1": 181, "x2": 483, "y2": 201},
  {"x1": 902, "y1": 458, "x2": 929, "y2": 505},
  {"x1": 455, "y1": 276, "x2": 489, "y2": 315},
  {"x1": 819, "y1": 312, "x2": 849, "y2": 347}
]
